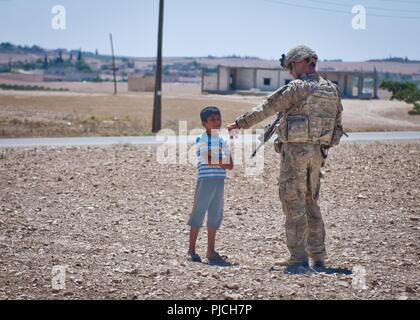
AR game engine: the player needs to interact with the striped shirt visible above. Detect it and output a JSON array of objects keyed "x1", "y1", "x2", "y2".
[{"x1": 196, "y1": 132, "x2": 231, "y2": 180}]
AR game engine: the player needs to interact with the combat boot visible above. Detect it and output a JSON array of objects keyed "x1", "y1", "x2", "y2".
[
  {"x1": 271, "y1": 259, "x2": 310, "y2": 274},
  {"x1": 309, "y1": 258, "x2": 328, "y2": 273}
]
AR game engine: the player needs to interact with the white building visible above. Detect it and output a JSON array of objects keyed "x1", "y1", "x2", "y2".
[
  {"x1": 202, "y1": 65, "x2": 292, "y2": 94},
  {"x1": 202, "y1": 65, "x2": 379, "y2": 99}
]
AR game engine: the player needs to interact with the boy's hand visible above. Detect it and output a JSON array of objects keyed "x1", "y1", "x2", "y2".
[
  {"x1": 206, "y1": 153, "x2": 234, "y2": 171},
  {"x1": 211, "y1": 157, "x2": 234, "y2": 170},
  {"x1": 227, "y1": 122, "x2": 239, "y2": 138},
  {"x1": 207, "y1": 151, "x2": 220, "y2": 164}
]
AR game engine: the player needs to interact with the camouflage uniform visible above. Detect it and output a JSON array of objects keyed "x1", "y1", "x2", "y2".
[{"x1": 236, "y1": 73, "x2": 344, "y2": 265}]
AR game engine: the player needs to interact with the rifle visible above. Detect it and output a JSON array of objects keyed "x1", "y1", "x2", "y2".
[{"x1": 251, "y1": 112, "x2": 283, "y2": 158}]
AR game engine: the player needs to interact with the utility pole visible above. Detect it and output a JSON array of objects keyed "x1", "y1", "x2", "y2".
[
  {"x1": 110, "y1": 33, "x2": 117, "y2": 95},
  {"x1": 152, "y1": 0, "x2": 164, "y2": 133}
]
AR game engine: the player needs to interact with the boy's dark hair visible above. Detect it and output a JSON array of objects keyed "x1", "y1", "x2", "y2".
[{"x1": 200, "y1": 106, "x2": 221, "y2": 122}]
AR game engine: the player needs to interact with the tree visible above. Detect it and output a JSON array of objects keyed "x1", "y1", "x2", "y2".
[
  {"x1": 380, "y1": 80, "x2": 420, "y2": 115},
  {"x1": 75, "y1": 60, "x2": 93, "y2": 73},
  {"x1": 43, "y1": 54, "x2": 49, "y2": 69},
  {"x1": 0, "y1": 42, "x2": 14, "y2": 51},
  {"x1": 57, "y1": 50, "x2": 64, "y2": 64},
  {"x1": 30, "y1": 45, "x2": 43, "y2": 53}
]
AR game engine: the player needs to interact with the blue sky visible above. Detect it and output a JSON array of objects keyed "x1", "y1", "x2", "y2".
[{"x1": 1, "y1": 0, "x2": 419, "y2": 61}]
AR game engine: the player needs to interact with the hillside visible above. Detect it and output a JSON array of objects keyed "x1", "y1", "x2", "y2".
[{"x1": 1, "y1": 43, "x2": 420, "y2": 83}]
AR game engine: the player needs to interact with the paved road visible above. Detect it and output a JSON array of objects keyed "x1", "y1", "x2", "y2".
[{"x1": 0, "y1": 132, "x2": 420, "y2": 148}]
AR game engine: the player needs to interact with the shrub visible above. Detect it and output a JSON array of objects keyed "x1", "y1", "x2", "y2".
[
  {"x1": 380, "y1": 80, "x2": 420, "y2": 115},
  {"x1": 0, "y1": 83, "x2": 69, "y2": 91}
]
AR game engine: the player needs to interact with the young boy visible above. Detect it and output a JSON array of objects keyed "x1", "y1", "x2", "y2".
[{"x1": 187, "y1": 106, "x2": 234, "y2": 265}]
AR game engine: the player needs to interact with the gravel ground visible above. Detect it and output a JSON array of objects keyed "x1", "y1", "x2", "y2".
[{"x1": 0, "y1": 141, "x2": 419, "y2": 300}]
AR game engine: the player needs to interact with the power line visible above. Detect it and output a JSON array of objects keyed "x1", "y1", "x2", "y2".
[
  {"x1": 264, "y1": 0, "x2": 420, "y2": 19},
  {"x1": 264, "y1": 0, "x2": 351, "y2": 14},
  {"x1": 304, "y1": 0, "x2": 420, "y2": 13},
  {"x1": 378, "y1": 0, "x2": 420, "y2": 4}
]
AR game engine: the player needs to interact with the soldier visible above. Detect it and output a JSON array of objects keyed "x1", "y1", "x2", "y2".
[{"x1": 227, "y1": 45, "x2": 346, "y2": 273}]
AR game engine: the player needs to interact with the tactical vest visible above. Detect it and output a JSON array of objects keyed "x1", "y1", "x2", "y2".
[{"x1": 277, "y1": 77, "x2": 340, "y2": 146}]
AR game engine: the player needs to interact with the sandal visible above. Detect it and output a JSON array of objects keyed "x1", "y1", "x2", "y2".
[
  {"x1": 207, "y1": 252, "x2": 231, "y2": 267},
  {"x1": 187, "y1": 252, "x2": 202, "y2": 263}
]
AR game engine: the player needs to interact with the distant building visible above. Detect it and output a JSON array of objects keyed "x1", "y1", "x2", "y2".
[
  {"x1": 44, "y1": 67, "x2": 99, "y2": 82},
  {"x1": 202, "y1": 64, "x2": 379, "y2": 99},
  {"x1": 0, "y1": 70, "x2": 44, "y2": 82},
  {"x1": 128, "y1": 74, "x2": 155, "y2": 92},
  {"x1": 202, "y1": 65, "x2": 288, "y2": 95},
  {"x1": 318, "y1": 70, "x2": 379, "y2": 99}
]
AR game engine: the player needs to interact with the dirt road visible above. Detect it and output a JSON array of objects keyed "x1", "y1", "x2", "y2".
[{"x1": 0, "y1": 83, "x2": 419, "y2": 137}]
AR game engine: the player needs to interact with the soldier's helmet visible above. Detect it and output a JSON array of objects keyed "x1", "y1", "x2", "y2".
[{"x1": 281, "y1": 45, "x2": 318, "y2": 70}]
